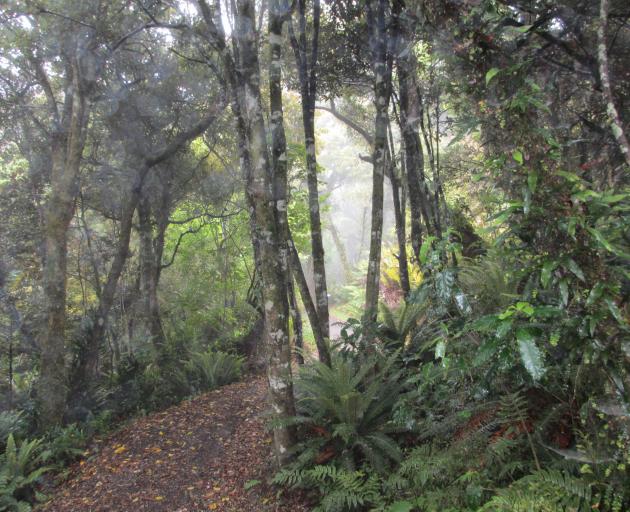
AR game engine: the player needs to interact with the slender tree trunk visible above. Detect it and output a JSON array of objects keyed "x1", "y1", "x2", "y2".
[
  {"x1": 387, "y1": 156, "x2": 410, "y2": 296},
  {"x1": 327, "y1": 218, "x2": 352, "y2": 283},
  {"x1": 138, "y1": 194, "x2": 165, "y2": 347},
  {"x1": 288, "y1": 0, "x2": 330, "y2": 344},
  {"x1": 256, "y1": 0, "x2": 296, "y2": 463},
  {"x1": 397, "y1": 51, "x2": 433, "y2": 260},
  {"x1": 597, "y1": 0, "x2": 630, "y2": 169},
  {"x1": 287, "y1": 274, "x2": 304, "y2": 365},
  {"x1": 364, "y1": 0, "x2": 393, "y2": 324},
  {"x1": 288, "y1": 231, "x2": 330, "y2": 365}
]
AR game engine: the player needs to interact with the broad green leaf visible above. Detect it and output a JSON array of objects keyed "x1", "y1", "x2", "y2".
[
  {"x1": 515, "y1": 301, "x2": 534, "y2": 317},
  {"x1": 556, "y1": 170, "x2": 581, "y2": 182},
  {"x1": 541, "y1": 260, "x2": 556, "y2": 288},
  {"x1": 586, "y1": 227, "x2": 614, "y2": 253},
  {"x1": 244, "y1": 479, "x2": 261, "y2": 490},
  {"x1": 512, "y1": 150, "x2": 524, "y2": 165},
  {"x1": 516, "y1": 328, "x2": 545, "y2": 381},
  {"x1": 496, "y1": 319, "x2": 513, "y2": 338},
  {"x1": 486, "y1": 67, "x2": 500, "y2": 85},
  {"x1": 600, "y1": 193, "x2": 628, "y2": 204}
]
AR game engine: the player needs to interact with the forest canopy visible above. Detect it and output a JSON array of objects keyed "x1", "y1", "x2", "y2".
[{"x1": 0, "y1": 0, "x2": 629, "y2": 510}]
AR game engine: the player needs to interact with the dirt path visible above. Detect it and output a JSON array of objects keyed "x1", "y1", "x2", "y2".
[{"x1": 39, "y1": 377, "x2": 309, "y2": 511}]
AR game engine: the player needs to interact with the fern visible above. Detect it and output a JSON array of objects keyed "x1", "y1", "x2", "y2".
[
  {"x1": 0, "y1": 434, "x2": 50, "y2": 511},
  {"x1": 482, "y1": 469, "x2": 593, "y2": 511},
  {"x1": 274, "y1": 465, "x2": 383, "y2": 511}
]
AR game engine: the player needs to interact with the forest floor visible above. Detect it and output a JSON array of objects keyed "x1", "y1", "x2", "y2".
[{"x1": 38, "y1": 377, "x2": 310, "y2": 512}]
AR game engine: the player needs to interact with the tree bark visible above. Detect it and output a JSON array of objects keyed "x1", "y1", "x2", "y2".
[
  {"x1": 196, "y1": 0, "x2": 297, "y2": 465},
  {"x1": 138, "y1": 193, "x2": 166, "y2": 347},
  {"x1": 364, "y1": 0, "x2": 393, "y2": 324},
  {"x1": 38, "y1": 58, "x2": 88, "y2": 427},
  {"x1": 596, "y1": 0, "x2": 630, "y2": 169},
  {"x1": 288, "y1": 0, "x2": 331, "y2": 345},
  {"x1": 327, "y1": 218, "x2": 353, "y2": 283},
  {"x1": 386, "y1": 142, "x2": 411, "y2": 296}
]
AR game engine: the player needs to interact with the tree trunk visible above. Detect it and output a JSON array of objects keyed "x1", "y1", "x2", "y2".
[
  {"x1": 138, "y1": 194, "x2": 165, "y2": 347},
  {"x1": 327, "y1": 218, "x2": 353, "y2": 283},
  {"x1": 288, "y1": 0, "x2": 331, "y2": 344},
  {"x1": 38, "y1": 63, "x2": 88, "y2": 427},
  {"x1": 287, "y1": 274, "x2": 304, "y2": 365},
  {"x1": 364, "y1": 0, "x2": 393, "y2": 324},
  {"x1": 596, "y1": 0, "x2": 630, "y2": 169},
  {"x1": 69, "y1": 112, "x2": 217, "y2": 392},
  {"x1": 252, "y1": 0, "x2": 296, "y2": 464},
  {"x1": 387, "y1": 149, "x2": 410, "y2": 296},
  {"x1": 397, "y1": 39, "x2": 435, "y2": 259},
  {"x1": 196, "y1": 0, "x2": 296, "y2": 465}
]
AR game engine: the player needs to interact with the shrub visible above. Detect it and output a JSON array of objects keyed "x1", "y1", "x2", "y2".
[
  {"x1": 0, "y1": 434, "x2": 49, "y2": 511},
  {"x1": 185, "y1": 350, "x2": 243, "y2": 392}
]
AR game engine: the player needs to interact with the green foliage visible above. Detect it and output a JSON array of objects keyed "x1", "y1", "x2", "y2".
[
  {"x1": 184, "y1": 350, "x2": 243, "y2": 392},
  {"x1": 274, "y1": 465, "x2": 383, "y2": 512},
  {"x1": 481, "y1": 469, "x2": 593, "y2": 512},
  {"x1": 41, "y1": 424, "x2": 87, "y2": 469},
  {"x1": 0, "y1": 415, "x2": 26, "y2": 451},
  {"x1": 0, "y1": 435, "x2": 49, "y2": 511},
  {"x1": 298, "y1": 349, "x2": 404, "y2": 470}
]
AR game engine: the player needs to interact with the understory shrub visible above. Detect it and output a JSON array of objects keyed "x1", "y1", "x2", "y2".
[{"x1": 0, "y1": 434, "x2": 49, "y2": 512}]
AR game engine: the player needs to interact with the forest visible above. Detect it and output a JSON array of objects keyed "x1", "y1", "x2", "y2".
[{"x1": 0, "y1": 0, "x2": 629, "y2": 510}]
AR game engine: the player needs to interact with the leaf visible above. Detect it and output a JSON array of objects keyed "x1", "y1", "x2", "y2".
[
  {"x1": 512, "y1": 150, "x2": 523, "y2": 165},
  {"x1": 515, "y1": 302, "x2": 534, "y2": 317},
  {"x1": 485, "y1": 67, "x2": 500, "y2": 85},
  {"x1": 388, "y1": 501, "x2": 414, "y2": 512},
  {"x1": 565, "y1": 259, "x2": 585, "y2": 281},
  {"x1": 435, "y1": 340, "x2": 446, "y2": 360},
  {"x1": 586, "y1": 227, "x2": 614, "y2": 253},
  {"x1": 473, "y1": 339, "x2": 499, "y2": 366},
  {"x1": 244, "y1": 479, "x2": 261, "y2": 491},
  {"x1": 523, "y1": 186, "x2": 531, "y2": 215},
  {"x1": 515, "y1": 24, "x2": 533, "y2": 32},
  {"x1": 517, "y1": 329, "x2": 545, "y2": 381},
  {"x1": 566, "y1": 217, "x2": 578, "y2": 237},
  {"x1": 527, "y1": 171, "x2": 538, "y2": 193},
  {"x1": 605, "y1": 298, "x2": 624, "y2": 325},
  {"x1": 559, "y1": 278, "x2": 569, "y2": 307},
  {"x1": 540, "y1": 260, "x2": 556, "y2": 288},
  {"x1": 419, "y1": 236, "x2": 436, "y2": 264},
  {"x1": 586, "y1": 282, "x2": 605, "y2": 307},
  {"x1": 113, "y1": 445, "x2": 127, "y2": 455},
  {"x1": 600, "y1": 193, "x2": 628, "y2": 204}
]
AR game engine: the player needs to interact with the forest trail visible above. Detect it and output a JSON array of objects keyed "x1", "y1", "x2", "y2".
[{"x1": 39, "y1": 377, "x2": 309, "y2": 512}]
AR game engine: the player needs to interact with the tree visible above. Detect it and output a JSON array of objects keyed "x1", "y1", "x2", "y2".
[
  {"x1": 196, "y1": 0, "x2": 296, "y2": 464},
  {"x1": 363, "y1": 0, "x2": 394, "y2": 324}
]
